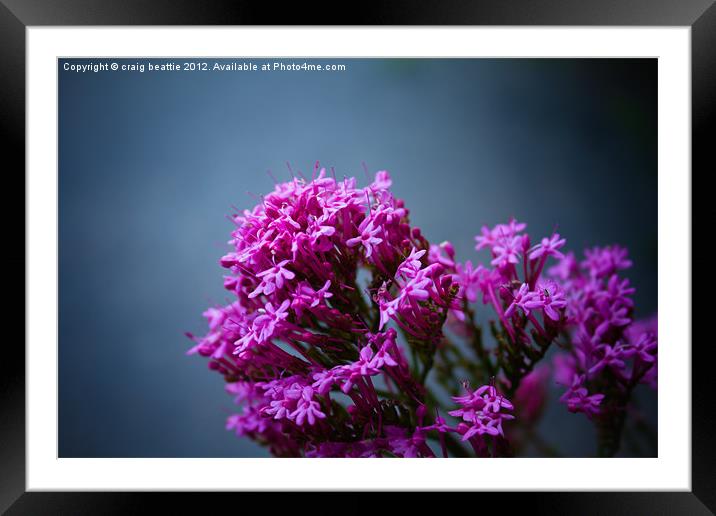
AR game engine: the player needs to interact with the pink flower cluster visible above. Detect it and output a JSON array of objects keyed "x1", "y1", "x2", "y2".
[
  {"x1": 188, "y1": 165, "x2": 657, "y2": 458},
  {"x1": 436, "y1": 219, "x2": 573, "y2": 375},
  {"x1": 188, "y1": 167, "x2": 507, "y2": 457},
  {"x1": 449, "y1": 383, "x2": 515, "y2": 440},
  {"x1": 549, "y1": 246, "x2": 658, "y2": 423}
]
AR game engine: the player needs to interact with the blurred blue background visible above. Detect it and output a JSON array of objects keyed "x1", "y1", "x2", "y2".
[{"x1": 59, "y1": 58, "x2": 657, "y2": 457}]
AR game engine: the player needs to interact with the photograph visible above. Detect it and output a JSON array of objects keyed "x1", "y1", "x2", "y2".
[{"x1": 58, "y1": 57, "x2": 658, "y2": 459}]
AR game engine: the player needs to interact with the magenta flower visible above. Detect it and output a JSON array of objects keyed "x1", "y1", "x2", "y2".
[
  {"x1": 628, "y1": 333, "x2": 657, "y2": 363},
  {"x1": 548, "y1": 251, "x2": 579, "y2": 281},
  {"x1": 253, "y1": 300, "x2": 290, "y2": 343},
  {"x1": 263, "y1": 380, "x2": 304, "y2": 421},
  {"x1": 234, "y1": 328, "x2": 259, "y2": 356},
  {"x1": 377, "y1": 293, "x2": 399, "y2": 330},
  {"x1": 553, "y1": 353, "x2": 577, "y2": 386},
  {"x1": 455, "y1": 260, "x2": 482, "y2": 303},
  {"x1": 395, "y1": 275, "x2": 431, "y2": 308},
  {"x1": 582, "y1": 245, "x2": 633, "y2": 279},
  {"x1": 587, "y1": 343, "x2": 628, "y2": 376},
  {"x1": 504, "y1": 283, "x2": 536, "y2": 317},
  {"x1": 596, "y1": 274, "x2": 636, "y2": 308},
  {"x1": 559, "y1": 375, "x2": 604, "y2": 419},
  {"x1": 202, "y1": 307, "x2": 226, "y2": 331},
  {"x1": 529, "y1": 233, "x2": 566, "y2": 261},
  {"x1": 337, "y1": 340, "x2": 400, "y2": 394},
  {"x1": 514, "y1": 364, "x2": 550, "y2": 423},
  {"x1": 524, "y1": 280, "x2": 567, "y2": 321},
  {"x1": 368, "y1": 333, "x2": 399, "y2": 370},
  {"x1": 475, "y1": 218, "x2": 526, "y2": 252},
  {"x1": 249, "y1": 260, "x2": 296, "y2": 298},
  {"x1": 311, "y1": 368, "x2": 339, "y2": 396},
  {"x1": 474, "y1": 225, "x2": 496, "y2": 251},
  {"x1": 490, "y1": 235, "x2": 521, "y2": 268},
  {"x1": 449, "y1": 383, "x2": 515, "y2": 439},
  {"x1": 291, "y1": 280, "x2": 333, "y2": 317},
  {"x1": 289, "y1": 386, "x2": 326, "y2": 426},
  {"x1": 593, "y1": 299, "x2": 632, "y2": 338},
  {"x1": 430, "y1": 241, "x2": 457, "y2": 268},
  {"x1": 346, "y1": 219, "x2": 383, "y2": 258},
  {"x1": 396, "y1": 247, "x2": 426, "y2": 280},
  {"x1": 371, "y1": 170, "x2": 392, "y2": 190},
  {"x1": 501, "y1": 218, "x2": 527, "y2": 235}
]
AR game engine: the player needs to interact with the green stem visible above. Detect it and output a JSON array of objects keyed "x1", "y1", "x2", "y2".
[
  {"x1": 465, "y1": 306, "x2": 496, "y2": 377},
  {"x1": 442, "y1": 431, "x2": 470, "y2": 458}
]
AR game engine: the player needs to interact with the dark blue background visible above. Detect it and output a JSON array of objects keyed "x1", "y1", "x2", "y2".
[{"x1": 59, "y1": 58, "x2": 657, "y2": 457}]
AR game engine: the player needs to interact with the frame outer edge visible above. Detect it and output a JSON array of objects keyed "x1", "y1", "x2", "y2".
[
  {"x1": 0, "y1": 0, "x2": 27, "y2": 513},
  {"x1": 692, "y1": 1, "x2": 716, "y2": 513},
  {"x1": 1, "y1": 0, "x2": 716, "y2": 25},
  {"x1": 5, "y1": 0, "x2": 711, "y2": 511}
]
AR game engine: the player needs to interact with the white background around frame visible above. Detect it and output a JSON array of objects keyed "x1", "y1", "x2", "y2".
[{"x1": 27, "y1": 27, "x2": 690, "y2": 491}]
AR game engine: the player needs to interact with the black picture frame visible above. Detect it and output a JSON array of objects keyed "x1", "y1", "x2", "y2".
[{"x1": 2, "y1": 0, "x2": 711, "y2": 512}]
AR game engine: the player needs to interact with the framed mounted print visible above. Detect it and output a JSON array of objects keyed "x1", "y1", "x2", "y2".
[{"x1": 3, "y1": 0, "x2": 711, "y2": 512}]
